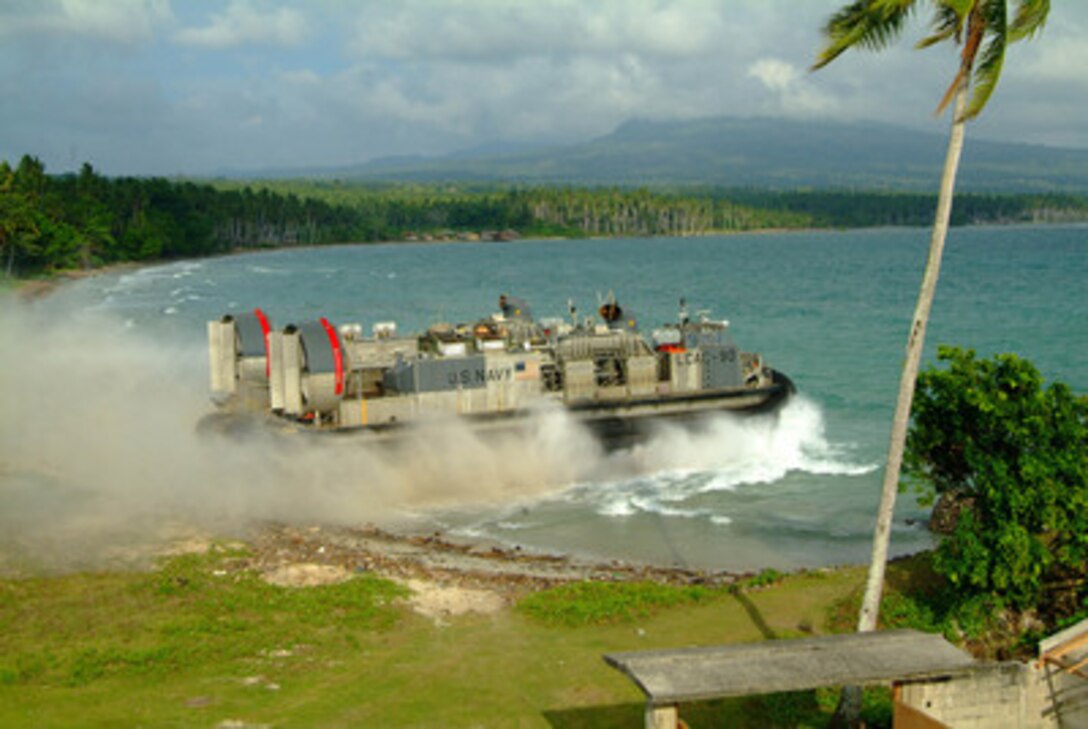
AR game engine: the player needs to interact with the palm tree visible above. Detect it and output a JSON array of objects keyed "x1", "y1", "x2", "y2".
[
  {"x1": 812, "y1": 2, "x2": 1049, "y2": 723},
  {"x1": 1, "y1": 161, "x2": 41, "y2": 277}
]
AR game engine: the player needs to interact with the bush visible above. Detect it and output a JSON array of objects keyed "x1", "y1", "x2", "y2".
[{"x1": 905, "y1": 346, "x2": 1088, "y2": 619}]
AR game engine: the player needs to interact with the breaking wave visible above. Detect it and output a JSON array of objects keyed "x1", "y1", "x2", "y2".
[{"x1": 537, "y1": 395, "x2": 878, "y2": 524}]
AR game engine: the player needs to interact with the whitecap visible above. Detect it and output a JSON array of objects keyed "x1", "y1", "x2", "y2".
[
  {"x1": 699, "y1": 473, "x2": 742, "y2": 493},
  {"x1": 597, "y1": 496, "x2": 637, "y2": 517},
  {"x1": 798, "y1": 458, "x2": 878, "y2": 477},
  {"x1": 648, "y1": 503, "x2": 711, "y2": 520},
  {"x1": 495, "y1": 520, "x2": 538, "y2": 531},
  {"x1": 448, "y1": 525, "x2": 487, "y2": 539}
]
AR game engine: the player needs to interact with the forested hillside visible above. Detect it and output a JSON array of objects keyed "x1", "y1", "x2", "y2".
[
  {"x1": 2, "y1": 155, "x2": 1086, "y2": 277},
  {"x1": 338, "y1": 117, "x2": 1088, "y2": 193}
]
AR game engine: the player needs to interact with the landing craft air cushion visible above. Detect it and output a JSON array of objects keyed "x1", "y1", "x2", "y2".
[{"x1": 206, "y1": 295, "x2": 794, "y2": 444}]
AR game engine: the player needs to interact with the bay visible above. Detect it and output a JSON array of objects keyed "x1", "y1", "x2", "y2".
[{"x1": 5, "y1": 224, "x2": 1085, "y2": 572}]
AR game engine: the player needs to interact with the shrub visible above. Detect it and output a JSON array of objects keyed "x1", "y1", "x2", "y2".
[{"x1": 905, "y1": 347, "x2": 1088, "y2": 618}]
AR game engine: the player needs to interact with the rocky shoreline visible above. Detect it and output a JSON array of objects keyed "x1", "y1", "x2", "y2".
[
  {"x1": 227, "y1": 521, "x2": 765, "y2": 622},
  {"x1": 245, "y1": 522, "x2": 748, "y2": 601}
]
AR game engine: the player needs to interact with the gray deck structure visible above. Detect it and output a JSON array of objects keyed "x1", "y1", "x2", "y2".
[{"x1": 605, "y1": 629, "x2": 975, "y2": 728}]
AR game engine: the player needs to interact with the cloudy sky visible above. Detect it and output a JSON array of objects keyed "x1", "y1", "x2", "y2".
[{"x1": 2, "y1": 0, "x2": 1085, "y2": 177}]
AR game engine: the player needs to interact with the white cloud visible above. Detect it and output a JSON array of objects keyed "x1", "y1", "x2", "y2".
[
  {"x1": 748, "y1": 57, "x2": 834, "y2": 116},
  {"x1": 1017, "y1": 34, "x2": 1088, "y2": 84},
  {"x1": 327, "y1": 1, "x2": 825, "y2": 152},
  {"x1": 748, "y1": 58, "x2": 800, "y2": 92},
  {"x1": 174, "y1": 0, "x2": 309, "y2": 49},
  {"x1": 3, "y1": 0, "x2": 1087, "y2": 176},
  {"x1": 0, "y1": 0, "x2": 172, "y2": 44},
  {"x1": 348, "y1": 0, "x2": 726, "y2": 61},
  {"x1": 280, "y1": 69, "x2": 321, "y2": 86}
]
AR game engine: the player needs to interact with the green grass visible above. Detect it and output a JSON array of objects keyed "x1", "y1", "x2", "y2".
[
  {"x1": 0, "y1": 548, "x2": 907, "y2": 727},
  {"x1": 1, "y1": 545, "x2": 405, "y2": 691},
  {"x1": 516, "y1": 580, "x2": 712, "y2": 627}
]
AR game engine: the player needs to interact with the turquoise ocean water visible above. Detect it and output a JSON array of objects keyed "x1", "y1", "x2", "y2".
[{"x1": 4, "y1": 225, "x2": 1085, "y2": 572}]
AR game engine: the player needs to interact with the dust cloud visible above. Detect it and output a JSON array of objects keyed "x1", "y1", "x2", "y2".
[
  {"x1": 1, "y1": 292, "x2": 825, "y2": 574},
  {"x1": 0, "y1": 295, "x2": 609, "y2": 573}
]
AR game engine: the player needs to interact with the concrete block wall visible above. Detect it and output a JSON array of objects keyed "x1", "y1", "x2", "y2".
[{"x1": 896, "y1": 660, "x2": 1088, "y2": 728}]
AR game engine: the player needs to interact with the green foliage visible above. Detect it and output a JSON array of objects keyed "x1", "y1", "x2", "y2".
[
  {"x1": 735, "y1": 686, "x2": 892, "y2": 728},
  {"x1": 829, "y1": 582, "x2": 956, "y2": 640},
  {"x1": 516, "y1": 580, "x2": 711, "y2": 627},
  {"x1": 824, "y1": 554, "x2": 1007, "y2": 645},
  {"x1": 3, "y1": 155, "x2": 1086, "y2": 278},
  {"x1": 906, "y1": 346, "x2": 1088, "y2": 616},
  {"x1": 814, "y1": 1, "x2": 1050, "y2": 122},
  {"x1": 741, "y1": 567, "x2": 785, "y2": 589},
  {"x1": 873, "y1": 590, "x2": 944, "y2": 634}
]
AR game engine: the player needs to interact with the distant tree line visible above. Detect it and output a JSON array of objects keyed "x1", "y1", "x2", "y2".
[
  {"x1": 723, "y1": 189, "x2": 1088, "y2": 228},
  {"x1": 3, "y1": 155, "x2": 1086, "y2": 277},
  {"x1": 0, "y1": 157, "x2": 354, "y2": 276}
]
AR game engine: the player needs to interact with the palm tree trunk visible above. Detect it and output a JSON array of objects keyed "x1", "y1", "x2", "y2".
[
  {"x1": 833, "y1": 82, "x2": 969, "y2": 729},
  {"x1": 858, "y1": 83, "x2": 968, "y2": 632}
]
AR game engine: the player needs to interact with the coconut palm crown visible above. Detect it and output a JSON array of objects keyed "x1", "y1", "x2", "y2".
[{"x1": 814, "y1": 0, "x2": 1049, "y2": 121}]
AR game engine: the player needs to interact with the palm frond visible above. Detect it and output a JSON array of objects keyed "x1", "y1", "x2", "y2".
[
  {"x1": 812, "y1": 0, "x2": 918, "y2": 70},
  {"x1": 1010, "y1": 0, "x2": 1049, "y2": 42},
  {"x1": 941, "y1": 0, "x2": 978, "y2": 17},
  {"x1": 962, "y1": 1, "x2": 1008, "y2": 120},
  {"x1": 916, "y1": 5, "x2": 962, "y2": 49},
  {"x1": 815, "y1": 0, "x2": 1048, "y2": 122},
  {"x1": 935, "y1": 70, "x2": 967, "y2": 117},
  {"x1": 934, "y1": 0, "x2": 985, "y2": 116}
]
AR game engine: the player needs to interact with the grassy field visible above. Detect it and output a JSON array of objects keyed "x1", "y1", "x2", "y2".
[{"x1": 0, "y1": 544, "x2": 899, "y2": 727}]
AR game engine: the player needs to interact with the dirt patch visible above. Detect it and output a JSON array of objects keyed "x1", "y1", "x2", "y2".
[
  {"x1": 262, "y1": 563, "x2": 353, "y2": 588},
  {"x1": 402, "y1": 578, "x2": 506, "y2": 622}
]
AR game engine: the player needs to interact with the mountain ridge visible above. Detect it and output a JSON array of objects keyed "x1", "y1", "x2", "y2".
[{"x1": 224, "y1": 116, "x2": 1088, "y2": 192}]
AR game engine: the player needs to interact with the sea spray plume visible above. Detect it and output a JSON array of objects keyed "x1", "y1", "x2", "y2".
[
  {"x1": 318, "y1": 402, "x2": 606, "y2": 511},
  {"x1": 491, "y1": 397, "x2": 876, "y2": 533},
  {"x1": 0, "y1": 297, "x2": 214, "y2": 570},
  {"x1": 0, "y1": 297, "x2": 608, "y2": 571},
  {"x1": 434, "y1": 396, "x2": 884, "y2": 572},
  {"x1": 617, "y1": 396, "x2": 872, "y2": 487}
]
